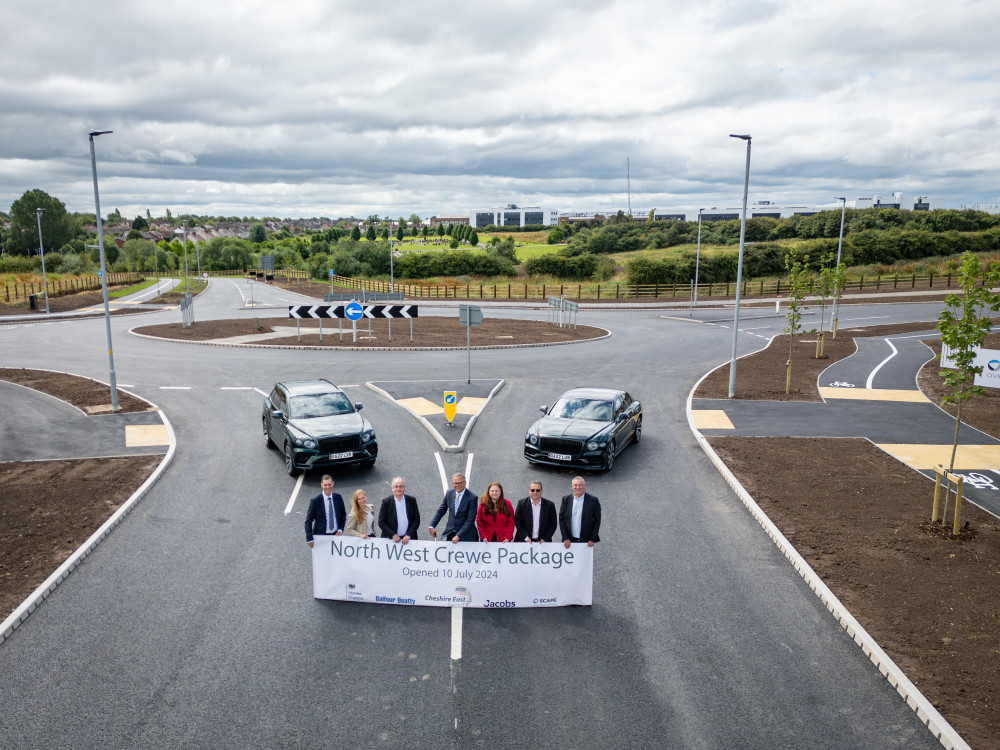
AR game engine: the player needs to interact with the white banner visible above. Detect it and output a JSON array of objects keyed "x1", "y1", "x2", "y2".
[{"x1": 311, "y1": 536, "x2": 593, "y2": 608}]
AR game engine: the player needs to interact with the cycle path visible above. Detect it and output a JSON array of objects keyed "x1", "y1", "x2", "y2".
[{"x1": 692, "y1": 329, "x2": 1000, "y2": 518}]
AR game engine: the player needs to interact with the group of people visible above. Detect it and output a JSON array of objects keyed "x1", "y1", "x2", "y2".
[{"x1": 305, "y1": 473, "x2": 601, "y2": 549}]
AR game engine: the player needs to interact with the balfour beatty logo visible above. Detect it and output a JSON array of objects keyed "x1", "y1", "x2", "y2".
[
  {"x1": 483, "y1": 599, "x2": 516, "y2": 608},
  {"x1": 375, "y1": 595, "x2": 416, "y2": 605}
]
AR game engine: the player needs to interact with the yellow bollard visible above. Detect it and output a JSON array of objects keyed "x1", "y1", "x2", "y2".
[{"x1": 952, "y1": 476, "x2": 964, "y2": 535}]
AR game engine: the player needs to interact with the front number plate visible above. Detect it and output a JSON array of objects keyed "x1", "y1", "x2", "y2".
[
  {"x1": 329, "y1": 451, "x2": 353, "y2": 460},
  {"x1": 548, "y1": 452, "x2": 571, "y2": 461}
]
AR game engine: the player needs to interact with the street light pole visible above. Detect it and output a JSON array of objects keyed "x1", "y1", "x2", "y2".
[
  {"x1": 175, "y1": 224, "x2": 190, "y2": 295},
  {"x1": 831, "y1": 197, "x2": 847, "y2": 338},
  {"x1": 35, "y1": 208, "x2": 51, "y2": 314},
  {"x1": 692, "y1": 208, "x2": 704, "y2": 315},
  {"x1": 727, "y1": 134, "x2": 752, "y2": 399},
  {"x1": 88, "y1": 129, "x2": 119, "y2": 413}
]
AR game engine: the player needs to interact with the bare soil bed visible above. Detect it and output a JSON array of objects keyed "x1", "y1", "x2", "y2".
[
  {"x1": 132, "y1": 317, "x2": 608, "y2": 348},
  {"x1": 698, "y1": 324, "x2": 1000, "y2": 749},
  {"x1": 0, "y1": 285, "x2": 136, "y2": 316}
]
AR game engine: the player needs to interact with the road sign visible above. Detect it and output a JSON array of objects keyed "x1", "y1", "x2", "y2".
[
  {"x1": 443, "y1": 391, "x2": 457, "y2": 424},
  {"x1": 345, "y1": 302, "x2": 364, "y2": 321},
  {"x1": 288, "y1": 304, "x2": 417, "y2": 320},
  {"x1": 459, "y1": 304, "x2": 483, "y2": 327}
]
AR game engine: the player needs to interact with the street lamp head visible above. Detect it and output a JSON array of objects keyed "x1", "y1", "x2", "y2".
[
  {"x1": 36, "y1": 207, "x2": 45, "y2": 215},
  {"x1": 89, "y1": 130, "x2": 113, "y2": 139},
  {"x1": 729, "y1": 134, "x2": 751, "y2": 141},
  {"x1": 835, "y1": 196, "x2": 846, "y2": 202}
]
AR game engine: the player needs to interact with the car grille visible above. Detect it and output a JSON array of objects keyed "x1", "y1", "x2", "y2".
[
  {"x1": 539, "y1": 437, "x2": 583, "y2": 454},
  {"x1": 318, "y1": 436, "x2": 361, "y2": 453}
]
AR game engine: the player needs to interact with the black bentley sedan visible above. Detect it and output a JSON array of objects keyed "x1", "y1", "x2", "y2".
[
  {"x1": 263, "y1": 379, "x2": 377, "y2": 475},
  {"x1": 524, "y1": 386, "x2": 641, "y2": 471}
]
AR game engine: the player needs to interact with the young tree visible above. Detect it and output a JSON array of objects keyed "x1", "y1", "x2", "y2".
[
  {"x1": 937, "y1": 252, "x2": 1000, "y2": 478},
  {"x1": 469, "y1": 230, "x2": 479, "y2": 246},
  {"x1": 436, "y1": 224, "x2": 444, "y2": 237},
  {"x1": 365, "y1": 225, "x2": 376, "y2": 242},
  {"x1": 783, "y1": 253, "x2": 811, "y2": 395},
  {"x1": 351, "y1": 225, "x2": 362, "y2": 242},
  {"x1": 814, "y1": 252, "x2": 836, "y2": 357},
  {"x1": 248, "y1": 222, "x2": 267, "y2": 243},
  {"x1": 421, "y1": 225, "x2": 428, "y2": 238},
  {"x1": 396, "y1": 226, "x2": 405, "y2": 242}
]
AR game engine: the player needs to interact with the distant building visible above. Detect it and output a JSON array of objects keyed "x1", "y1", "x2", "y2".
[{"x1": 470, "y1": 204, "x2": 559, "y2": 228}]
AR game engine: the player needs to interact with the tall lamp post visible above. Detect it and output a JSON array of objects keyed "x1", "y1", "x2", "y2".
[
  {"x1": 691, "y1": 208, "x2": 704, "y2": 315},
  {"x1": 727, "y1": 134, "x2": 752, "y2": 399},
  {"x1": 88, "y1": 129, "x2": 119, "y2": 412},
  {"x1": 831, "y1": 197, "x2": 847, "y2": 338},
  {"x1": 174, "y1": 224, "x2": 190, "y2": 295},
  {"x1": 35, "y1": 208, "x2": 51, "y2": 314}
]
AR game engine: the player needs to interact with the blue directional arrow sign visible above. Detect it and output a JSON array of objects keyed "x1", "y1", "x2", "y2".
[{"x1": 345, "y1": 302, "x2": 364, "y2": 321}]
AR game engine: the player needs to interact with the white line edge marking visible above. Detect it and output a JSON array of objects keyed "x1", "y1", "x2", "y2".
[
  {"x1": 284, "y1": 473, "x2": 305, "y2": 515},
  {"x1": 434, "y1": 452, "x2": 448, "y2": 495},
  {"x1": 220, "y1": 387, "x2": 252, "y2": 390},
  {"x1": 465, "y1": 452, "x2": 474, "y2": 488},
  {"x1": 866, "y1": 339, "x2": 899, "y2": 389},
  {"x1": 159, "y1": 386, "x2": 191, "y2": 390},
  {"x1": 450, "y1": 605, "x2": 463, "y2": 660},
  {"x1": 253, "y1": 387, "x2": 269, "y2": 397}
]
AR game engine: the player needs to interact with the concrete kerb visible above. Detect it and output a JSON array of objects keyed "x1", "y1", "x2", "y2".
[
  {"x1": 366, "y1": 379, "x2": 505, "y2": 453},
  {"x1": 0, "y1": 388, "x2": 176, "y2": 647},
  {"x1": 686, "y1": 361, "x2": 971, "y2": 750}
]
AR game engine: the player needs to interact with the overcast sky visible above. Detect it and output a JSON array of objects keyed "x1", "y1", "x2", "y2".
[{"x1": 1, "y1": 0, "x2": 997, "y2": 220}]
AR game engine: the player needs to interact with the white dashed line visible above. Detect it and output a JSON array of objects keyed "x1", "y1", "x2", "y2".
[
  {"x1": 284, "y1": 473, "x2": 305, "y2": 515},
  {"x1": 159, "y1": 386, "x2": 191, "y2": 390}
]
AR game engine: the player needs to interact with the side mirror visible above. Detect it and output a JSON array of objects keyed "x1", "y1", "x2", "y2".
[
  {"x1": 271, "y1": 409, "x2": 285, "y2": 420},
  {"x1": 355, "y1": 403, "x2": 364, "y2": 411},
  {"x1": 539, "y1": 405, "x2": 548, "y2": 414}
]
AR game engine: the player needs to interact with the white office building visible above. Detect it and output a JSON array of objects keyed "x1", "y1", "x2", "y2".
[{"x1": 470, "y1": 204, "x2": 560, "y2": 228}]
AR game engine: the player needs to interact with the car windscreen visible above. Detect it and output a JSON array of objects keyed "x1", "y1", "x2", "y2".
[
  {"x1": 549, "y1": 397, "x2": 612, "y2": 421},
  {"x1": 288, "y1": 392, "x2": 354, "y2": 419}
]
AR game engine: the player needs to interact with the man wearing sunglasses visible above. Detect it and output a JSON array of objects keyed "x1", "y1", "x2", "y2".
[{"x1": 513, "y1": 480, "x2": 557, "y2": 544}]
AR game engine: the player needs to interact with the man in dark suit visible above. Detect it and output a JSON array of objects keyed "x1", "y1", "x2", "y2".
[
  {"x1": 378, "y1": 476, "x2": 420, "y2": 544},
  {"x1": 428, "y1": 472, "x2": 478, "y2": 543},
  {"x1": 305, "y1": 474, "x2": 346, "y2": 547},
  {"x1": 559, "y1": 475, "x2": 601, "y2": 548},
  {"x1": 513, "y1": 480, "x2": 557, "y2": 543}
]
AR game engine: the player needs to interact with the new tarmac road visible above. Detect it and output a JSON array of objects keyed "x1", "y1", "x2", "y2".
[{"x1": 0, "y1": 281, "x2": 954, "y2": 749}]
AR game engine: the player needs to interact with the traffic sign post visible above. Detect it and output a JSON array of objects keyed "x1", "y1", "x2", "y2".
[
  {"x1": 345, "y1": 301, "x2": 363, "y2": 343},
  {"x1": 459, "y1": 304, "x2": 483, "y2": 384}
]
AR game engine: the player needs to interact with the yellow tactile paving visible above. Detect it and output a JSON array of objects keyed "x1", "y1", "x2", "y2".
[
  {"x1": 125, "y1": 424, "x2": 170, "y2": 447},
  {"x1": 820, "y1": 387, "x2": 930, "y2": 403},
  {"x1": 691, "y1": 410, "x2": 735, "y2": 430},
  {"x1": 397, "y1": 397, "x2": 441, "y2": 416},
  {"x1": 456, "y1": 397, "x2": 486, "y2": 415},
  {"x1": 398, "y1": 396, "x2": 487, "y2": 417},
  {"x1": 876, "y1": 443, "x2": 1000, "y2": 471}
]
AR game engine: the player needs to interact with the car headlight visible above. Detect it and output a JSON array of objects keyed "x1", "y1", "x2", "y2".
[
  {"x1": 362, "y1": 430, "x2": 374, "y2": 442},
  {"x1": 587, "y1": 441, "x2": 599, "y2": 450},
  {"x1": 528, "y1": 434, "x2": 538, "y2": 445}
]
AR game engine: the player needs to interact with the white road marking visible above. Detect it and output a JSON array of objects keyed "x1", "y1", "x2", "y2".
[
  {"x1": 866, "y1": 339, "x2": 899, "y2": 389},
  {"x1": 220, "y1": 387, "x2": 252, "y2": 390},
  {"x1": 253, "y1": 387, "x2": 269, "y2": 397},
  {"x1": 844, "y1": 315, "x2": 890, "y2": 322},
  {"x1": 434, "y1": 452, "x2": 448, "y2": 494},
  {"x1": 450, "y1": 606, "x2": 463, "y2": 660},
  {"x1": 284, "y1": 473, "x2": 305, "y2": 515},
  {"x1": 465, "y1": 453, "x2": 474, "y2": 488},
  {"x1": 159, "y1": 386, "x2": 191, "y2": 390}
]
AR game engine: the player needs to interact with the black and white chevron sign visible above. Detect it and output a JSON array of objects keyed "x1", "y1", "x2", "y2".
[{"x1": 288, "y1": 304, "x2": 418, "y2": 319}]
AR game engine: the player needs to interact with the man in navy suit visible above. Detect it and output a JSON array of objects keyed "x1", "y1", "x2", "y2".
[
  {"x1": 559, "y1": 476, "x2": 601, "y2": 548},
  {"x1": 378, "y1": 476, "x2": 420, "y2": 544},
  {"x1": 305, "y1": 475, "x2": 346, "y2": 548},
  {"x1": 428, "y1": 472, "x2": 479, "y2": 543},
  {"x1": 513, "y1": 480, "x2": 558, "y2": 543}
]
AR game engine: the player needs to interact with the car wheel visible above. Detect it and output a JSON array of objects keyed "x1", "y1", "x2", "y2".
[
  {"x1": 284, "y1": 443, "x2": 300, "y2": 476},
  {"x1": 633, "y1": 416, "x2": 642, "y2": 444},
  {"x1": 604, "y1": 440, "x2": 616, "y2": 471},
  {"x1": 263, "y1": 418, "x2": 274, "y2": 449}
]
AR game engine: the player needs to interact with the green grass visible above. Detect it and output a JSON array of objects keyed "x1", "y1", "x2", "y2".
[{"x1": 109, "y1": 278, "x2": 160, "y2": 298}]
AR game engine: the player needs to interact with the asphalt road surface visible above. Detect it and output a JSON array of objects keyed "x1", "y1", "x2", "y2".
[{"x1": 0, "y1": 281, "x2": 952, "y2": 749}]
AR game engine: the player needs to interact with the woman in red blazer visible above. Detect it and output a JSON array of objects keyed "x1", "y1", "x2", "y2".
[{"x1": 476, "y1": 482, "x2": 515, "y2": 542}]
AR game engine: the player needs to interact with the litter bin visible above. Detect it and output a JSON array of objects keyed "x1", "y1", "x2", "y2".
[{"x1": 28, "y1": 294, "x2": 37, "y2": 310}]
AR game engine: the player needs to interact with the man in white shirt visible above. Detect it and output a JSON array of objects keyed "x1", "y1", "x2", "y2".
[
  {"x1": 378, "y1": 476, "x2": 420, "y2": 544},
  {"x1": 559, "y1": 476, "x2": 601, "y2": 549},
  {"x1": 305, "y1": 475, "x2": 346, "y2": 548},
  {"x1": 513, "y1": 480, "x2": 557, "y2": 543}
]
